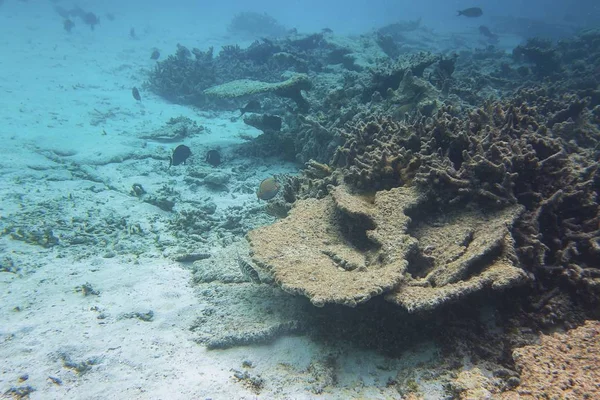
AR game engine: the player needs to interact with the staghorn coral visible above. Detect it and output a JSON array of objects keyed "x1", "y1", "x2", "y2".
[
  {"x1": 500, "y1": 320, "x2": 600, "y2": 399},
  {"x1": 328, "y1": 95, "x2": 600, "y2": 298}
]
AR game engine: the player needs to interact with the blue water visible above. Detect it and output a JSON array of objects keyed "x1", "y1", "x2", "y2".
[{"x1": 1, "y1": 0, "x2": 599, "y2": 399}]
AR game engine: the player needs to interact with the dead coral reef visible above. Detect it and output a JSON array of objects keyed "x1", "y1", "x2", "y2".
[{"x1": 500, "y1": 320, "x2": 600, "y2": 399}]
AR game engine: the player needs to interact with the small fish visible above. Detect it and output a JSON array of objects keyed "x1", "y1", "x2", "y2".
[
  {"x1": 150, "y1": 49, "x2": 160, "y2": 60},
  {"x1": 83, "y1": 12, "x2": 99, "y2": 30},
  {"x1": 257, "y1": 177, "x2": 281, "y2": 201},
  {"x1": 457, "y1": 7, "x2": 483, "y2": 17},
  {"x1": 205, "y1": 149, "x2": 221, "y2": 167},
  {"x1": 129, "y1": 27, "x2": 136, "y2": 39},
  {"x1": 479, "y1": 25, "x2": 498, "y2": 41},
  {"x1": 169, "y1": 145, "x2": 191, "y2": 167},
  {"x1": 132, "y1": 87, "x2": 141, "y2": 101},
  {"x1": 63, "y1": 19, "x2": 75, "y2": 33},
  {"x1": 236, "y1": 253, "x2": 260, "y2": 284},
  {"x1": 240, "y1": 100, "x2": 261, "y2": 116}
]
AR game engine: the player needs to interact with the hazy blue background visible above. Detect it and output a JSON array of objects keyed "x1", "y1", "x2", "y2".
[{"x1": 97, "y1": 0, "x2": 599, "y2": 35}]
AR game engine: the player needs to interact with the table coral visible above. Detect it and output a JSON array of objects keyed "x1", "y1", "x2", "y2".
[
  {"x1": 248, "y1": 185, "x2": 420, "y2": 307},
  {"x1": 248, "y1": 184, "x2": 528, "y2": 311},
  {"x1": 387, "y1": 206, "x2": 528, "y2": 312}
]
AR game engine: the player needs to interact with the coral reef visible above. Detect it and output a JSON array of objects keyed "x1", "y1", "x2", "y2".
[
  {"x1": 248, "y1": 185, "x2": 420, "y2": 307},
  {"x1": 386, "y1": 205, "x2": 527, "y2": 312},
  {"x1": 500, "y1": 320, "x2": 600, "y2": 399},
  {"x1": 248, "y1": 184, "x2": 528, "y2": 311}
]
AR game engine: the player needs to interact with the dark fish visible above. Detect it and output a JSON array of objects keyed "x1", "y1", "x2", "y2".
[
  {"x1": 150, "y1": 49, "x2": 160, "y2": 60},
  {"x1": 83, "y1": 12, "x2": 99, "y2": 30},
  {"x1": 457, "y1": 7, "x2": 483, "y2": 17},
  {"x1": 129, "y1": 27, "x2": 136, "y2": 39},
  {"x1": 132, "y1": 87, "x2": 141, "y2": 101},
  {"x1": 256, "y1": 177, "x2": 280, "y2": 200},
  {"x1": 169, "y1": 145, "x2": 191, "y2": 167},
  {"x1": 239, "y1": 100, "x2": 261, "y2": 116},
  {"x1": 54, "y1": 6, "x2": 70, "y2": 19},
  {"x1": 105, "y1": 13, "x2": 116, "y2": 21},
  {"x1": 205, "y1": 150, "x2": 221, "y2": 167},
  {"x1": 63, "y1": 19, "x2": 75, "y2": 33},
  {"x1": 236, "y1": 253, "x2": 260, "y2": 284},
  {"x1": 479, "y1": 25, "x2": 498, "y2": 41}
]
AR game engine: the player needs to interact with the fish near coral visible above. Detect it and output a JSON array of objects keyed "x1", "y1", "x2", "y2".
[
  {"x1": 457, "y1": 7, "x2": 483, "y2": 17},
  {"x1": 257, "y1": 177, "x2": 280, "y2": 200},
  {"x1": 169, "y1": 145, "x2": 191, "y2": 167},
  {"x1": 132, "y1": 87, "x2": 141, "y2": 101},
  {"x1": 205, "y1": 150, "x2": 221, "y2": 167},
  {"x1": 236, "y1": 253, "x2": 260, "y2": 284},
  {"x1": 63, "y1": 19, "x2": 75, "y2": 33},
  {"x1": 150, "y1": 49, "x2": 160, "y2": 60}
]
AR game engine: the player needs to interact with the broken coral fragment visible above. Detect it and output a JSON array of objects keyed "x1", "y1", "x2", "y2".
[{"x1": 248, "y1": 185, "x2": 421, "y2": 307}]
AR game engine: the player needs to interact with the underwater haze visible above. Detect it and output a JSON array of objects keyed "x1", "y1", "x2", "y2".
[{"x1": 1, "y1": 0, "x2": 600, "y2": 399}]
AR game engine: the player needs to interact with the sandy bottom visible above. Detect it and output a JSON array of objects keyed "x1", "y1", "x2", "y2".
[{"x1": 0, "y1": 3, "x2": 453, "y2": 399}]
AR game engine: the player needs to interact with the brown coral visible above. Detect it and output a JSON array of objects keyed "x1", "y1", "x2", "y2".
[
  {"x1": 248, "y1": 185, "x2": 420, "y2": 307},
  {"x1": 387, "y1": 206, "x2": 528, "y2": 312},
  {"x1": 501, "y1": 320, "x2": 600, "y2": 399},
  {"x1": 248, "y1": 184, "x2": 528, "y2": 311}
]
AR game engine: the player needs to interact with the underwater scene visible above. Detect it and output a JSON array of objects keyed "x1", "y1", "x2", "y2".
[{"x1": 1, "y1": 0, "x2": 599, "y2": 398}]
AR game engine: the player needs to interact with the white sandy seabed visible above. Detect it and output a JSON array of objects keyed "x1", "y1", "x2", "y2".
[{"x1": 0, "y1": 3, "x2": 444, "y2": 399}]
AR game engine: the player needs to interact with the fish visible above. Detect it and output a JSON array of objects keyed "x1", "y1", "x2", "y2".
[
  {"x1": 63, "y1": 19, "x2": 75, "y2": 33},
  {"x1": 54, "y1": 6, "x2": 70, "y2": 19},
  {"x1": 457, "y1": 7, "x2": 483, "y2": 17},
  {"x1": 82, "y1": 12, "x2": 99, "y2": 30},
  {"x1": 205, "y1": 150, "x2": 221, "y2": 167},
  {"x1": 129, "y1": 27, "x2": 137, "y2": 39},
  {"x1": 150, "y1": 49, "x2": 161, "y2": 60},
  {"x1": 479, "y1": 25, "x2": 498, "y2": 41},
  {"x1": 169, "y1": 145, "x2": 191, "y2": 167},
  {"x1": 257, "y1": 177, "x2": 281, "y2": 201},
  {"x1": 236, "y1": 252, "x2": 260, "y2": 284},
  {"x1": 132, "y1": 87, "x2": 141, "y2": 101},
  {"x1": 239, "y1": 100, "x2": 261, "y2": 116}
]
